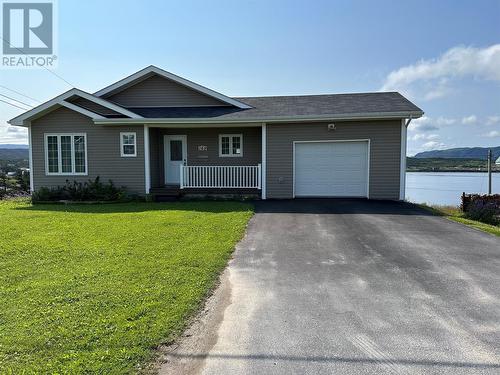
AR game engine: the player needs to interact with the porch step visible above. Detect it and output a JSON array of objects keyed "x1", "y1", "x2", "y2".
[{"x1": 150, "y1": 186, "x2": 181, "y2": 201}]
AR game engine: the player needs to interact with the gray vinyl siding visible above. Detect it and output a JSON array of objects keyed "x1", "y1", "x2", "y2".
[
  {"x1": 266, "y1": 120, "x2": 402, "y2": 200},
  {"x1": 31, "y1": 107, "x2": 145, "y2": 194},
  {"x1": 105, "y1": 75, "x2": 227, "y2": 107},
  {"x1": 149, "y1": 127, "x2": 261, "y2": 187}
]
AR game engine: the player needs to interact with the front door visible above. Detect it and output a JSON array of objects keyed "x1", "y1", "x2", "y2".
[{"x1": 164, "y1": 135, "x2": 187, "y2": 185}]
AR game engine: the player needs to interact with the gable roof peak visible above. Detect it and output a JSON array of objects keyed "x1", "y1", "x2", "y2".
[{"x1": 94, "y1": 66, "x2": 252, "y2": 109}]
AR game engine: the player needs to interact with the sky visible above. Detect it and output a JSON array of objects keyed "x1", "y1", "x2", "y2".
[{"x1": 0, "y1": 0, "x2": 499, "y2": 155}]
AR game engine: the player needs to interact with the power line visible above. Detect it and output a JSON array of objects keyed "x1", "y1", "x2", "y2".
[
  {"x1": 0, "y1": 36, "x2": 74, "y2": 88},
  {"x1": 0, "y1": 93, "x2": 34, "y2": 108},
  {"x1": 0, "y1": 84, "x2": 41, "y2": 103},
  {"x1": 0, "y1": 98, "x2": 30, "y2": 111}
]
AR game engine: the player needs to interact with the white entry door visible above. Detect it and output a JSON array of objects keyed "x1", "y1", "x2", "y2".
[
  {"x1": 164, "y1": 135, "x2": 187, "y2": 185},
  {"x1": 294, "y1": 140, "x2": 369, "y2": 197}
]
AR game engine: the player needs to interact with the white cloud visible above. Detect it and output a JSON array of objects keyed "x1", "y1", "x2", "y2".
[
  {"x1": 0, "y1": 123, "x2": 28, "y2": 144},
  {"x1": 421, "y1": 141, "x2": 447, "y2": 150},
  {"x1": 411, "y1": 133, "x2": 439, "y2": 141},
  {"x1": 435, "y1": 117, "x2": 456, "y2": 126},
  {"x1": 381, "y1": 44, "x2": 500, "y2": 100},
  {"x1": 483, "y1": 130, "x2": 500, "y2": 138},
  {"x1": 486, "y1": 115, "x2": 500, "y2": 125},
  {"x1": 461, "y1": 115, "x2": 477, "y2": 124},
  {"x1": 408, "y1": 115, "x2": 455, "y2": 132}
]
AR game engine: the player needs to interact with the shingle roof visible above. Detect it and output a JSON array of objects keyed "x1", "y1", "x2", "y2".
[{"x1": 126, "y1": 92, "x2": 422, "y2": 120}]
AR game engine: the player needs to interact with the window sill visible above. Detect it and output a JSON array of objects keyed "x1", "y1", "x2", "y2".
[{"x1": 45, "y1": 173, "x2": 88, "y2": 176}]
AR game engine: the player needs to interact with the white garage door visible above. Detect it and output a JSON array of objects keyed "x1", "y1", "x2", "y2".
[{"x1": 294, "y1": 141, "x2": 369, "y2": 197}]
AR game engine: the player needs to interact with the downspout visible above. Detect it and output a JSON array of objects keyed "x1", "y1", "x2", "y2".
[{"x1": 399, "y1": 116, "x2": 412, "y2": 200}]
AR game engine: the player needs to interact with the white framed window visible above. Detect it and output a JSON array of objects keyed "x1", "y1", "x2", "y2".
[
  {"x1": 44, "y1": 133, "x2": 87, "y2": 176},
  {"x1": 219, "y1": 134, "x2": 243, "y2": 157},
  {"x1": 120, "y1": 132, "x2": 137, "y2": 157}
]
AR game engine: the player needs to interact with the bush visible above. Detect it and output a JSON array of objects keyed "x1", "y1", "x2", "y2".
[
  {"x1": 32, "y1": 177, "x2": 127, "y2": 203},
  {"x1": 461, "y1": 194, "x2": 500, "y2": 225}
]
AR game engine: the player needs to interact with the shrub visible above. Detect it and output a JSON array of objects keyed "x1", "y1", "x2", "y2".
[
  {"x1": 32, "y1": 177, "x2": 127, "y2": 203},
  {"x1": 461, "y1": 194, "x2": 500, "y2": 226}
]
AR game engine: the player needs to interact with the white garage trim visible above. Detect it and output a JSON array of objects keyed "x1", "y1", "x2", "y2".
[{"x1": 292, "y1": 139, "x2": 371, "y2": 199}]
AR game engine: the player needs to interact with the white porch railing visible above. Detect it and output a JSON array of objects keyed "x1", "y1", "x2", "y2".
[{"x1": 180, "y1": 164, "x2": 261, "y2": 189}]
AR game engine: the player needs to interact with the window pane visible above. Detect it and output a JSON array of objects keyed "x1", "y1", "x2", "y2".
[
  {"x1": 61, "y1": 136, "x2": 72, "y2": 173},
  {"x1": 74, "y1": 136, "x2": 86, "y2": 173},
  {"x1": 123, "y1": 134, "x2": 135, "y2": 145},
  {"x1": 123, "y1": 145, "x2": 135, "y2": 155},
  {"x1": 47, "y1": 136, "x2": 59, "y2": 173},
  {"x1": 170, "y1": 140, "x2": 182, "y2": 161},
  {"x1": 221, "y1": 136, "x2": 230, "y2": 155},
  {"x1": 232, "y1": 136, "x2": 241, "y2": 155}
]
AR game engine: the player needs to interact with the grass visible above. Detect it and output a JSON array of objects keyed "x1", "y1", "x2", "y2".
[
  {"x1": 420, "y1": 204, "x2": 500, "y2": 237},
  {"x1": 0, "y1": 199, "x2": 253, "y2": 374}
]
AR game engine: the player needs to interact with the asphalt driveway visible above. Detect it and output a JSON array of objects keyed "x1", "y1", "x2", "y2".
[{"x1": 162, "y1": 199, "x2": 500, "y2": 374}]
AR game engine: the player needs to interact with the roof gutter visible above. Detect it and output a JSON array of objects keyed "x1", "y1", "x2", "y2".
[{"x1": 93, "y1": 111, "x2": 424, "y2": 125}]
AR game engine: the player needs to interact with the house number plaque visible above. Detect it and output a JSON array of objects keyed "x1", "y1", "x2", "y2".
[{"x1": 198, "y1": 145, "x2": 208, "y2": 151}]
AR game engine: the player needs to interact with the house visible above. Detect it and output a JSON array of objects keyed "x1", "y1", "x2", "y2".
[{"x1": 9, "y1": 66, "x2": 423, "y2": 200}]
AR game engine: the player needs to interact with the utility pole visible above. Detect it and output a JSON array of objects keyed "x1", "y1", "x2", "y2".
[{"x1": 487, "y1": 149, "x2": 492, "y2": 195}]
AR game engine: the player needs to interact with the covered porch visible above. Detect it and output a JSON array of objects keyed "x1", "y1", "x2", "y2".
[{"x1": 146, "y1": 125, "x2": 264, "y2": 198}]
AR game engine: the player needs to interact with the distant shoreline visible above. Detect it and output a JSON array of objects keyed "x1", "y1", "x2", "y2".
[{"x1": 407, "y1": 169, "x2": 500, "y2": 173}]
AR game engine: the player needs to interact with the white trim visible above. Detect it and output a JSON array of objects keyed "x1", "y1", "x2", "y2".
[
  {"x1": 164, "y1": 135, "x2": 187, "y2": 185},
  {"x1": 261, "y1": 123, "x2": 267, "y2": 200},
  {"x1": 399, "y1": 119, "x2": 407, "y2": 200},
  {"x1": 73, "y1": 91, "x2": 142, "y2": 119},
  {"x1": 144, "y1": 126, "x2": 151, "y2": 194},
  {"x1": 219, "y1": 133, "x2": 243, "y2": 157},
  {"x1": 120, "y1": 132, "x2": 137, "y2": 157},
  {"x1": 94, "y1": 65, "x2": 252, "y2": 109},
  {"x1": 292, "y1": 139, "x2": 371, "y2": 199},
  {"x1": 111, "y1": 104, "x2": 229, "y2": 108},
  {"x1": 8, "y1": 88, "x2": 142, "y2": 126},
  {"x1": 44, "y1": 133, "x2": 88, "y2": 176},
  {"x1": 92, "y1": 111, "x2": 424, "y2": 126},
  {"x1": 27, "y1": 122, "x2": 34, "y2": 192},
  {"x1": 112, "y1": 122, "x2": 263, "y2": 128},
  {"x1": 59, "y1": 101, "x2": 106, "y2": 120}
]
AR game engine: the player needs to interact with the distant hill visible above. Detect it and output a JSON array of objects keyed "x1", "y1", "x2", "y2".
[
  {"x1": 0, "y1": 148, "x2": 28, "y2": 160},
  {"x1": 0, "y1": 144, "x2": 28, "y2": 149},
  {"x1": 414, "y1": 146, "x2": 500, "y2": 160},
  {"x1": 407, "y1": 157, "x2": 499, "y2": 172}
]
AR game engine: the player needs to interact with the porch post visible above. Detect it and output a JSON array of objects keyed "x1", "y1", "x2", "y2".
[
  {"x1": 261, "y1": 123, "x2": 267, "y2": 199},
  {"x1": 144, "y1": 124, "x2": 151, "y2": 194}
]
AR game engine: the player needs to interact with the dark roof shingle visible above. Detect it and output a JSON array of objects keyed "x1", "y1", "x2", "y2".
[{"x1": 127, "y1": 92, "x2": 422, "y2": 120}]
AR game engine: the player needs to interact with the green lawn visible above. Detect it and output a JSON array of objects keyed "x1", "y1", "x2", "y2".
[
  {"x1": 0, "y1": 199, "x2": 253, "y2": 373},
  {"x1": 420, "y1": 204, "x2": 500, "y2": 237}
]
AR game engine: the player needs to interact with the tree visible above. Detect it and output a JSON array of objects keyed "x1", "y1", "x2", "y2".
[{"x1": 15, "y1": 170, "x2": 30, "y2": 192}]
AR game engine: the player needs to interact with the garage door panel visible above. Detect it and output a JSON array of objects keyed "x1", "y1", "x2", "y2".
[{"x1": 294, "y1": 141, "x2": 368, "y2": 197}]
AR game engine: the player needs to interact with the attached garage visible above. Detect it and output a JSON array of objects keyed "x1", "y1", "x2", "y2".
[{"x1": 294, "y1": 140, "x2": 369, "y2": 198}]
